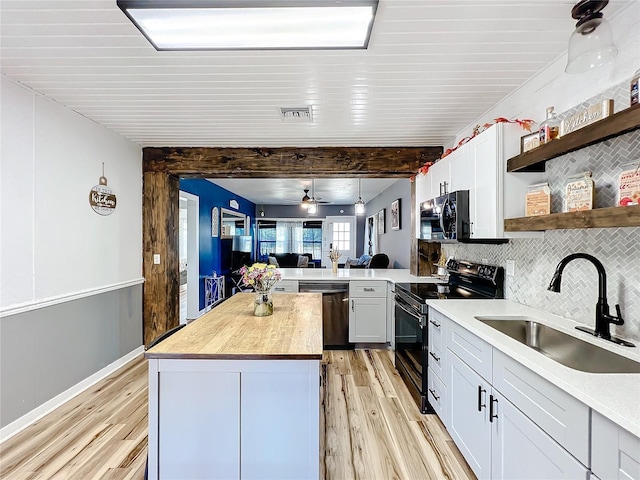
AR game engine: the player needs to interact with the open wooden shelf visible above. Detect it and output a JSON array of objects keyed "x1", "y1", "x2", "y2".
[
  {"x1": 504, "y1": 204, "x2": 640, "y2": 231},
  {"x1": 507, "y1": 105, "x2": 640, "y2": 172}
]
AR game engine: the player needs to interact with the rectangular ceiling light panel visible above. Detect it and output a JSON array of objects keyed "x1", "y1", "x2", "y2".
[{"x1": 117, "y1": 1, "x2": 378, "y2": 50}]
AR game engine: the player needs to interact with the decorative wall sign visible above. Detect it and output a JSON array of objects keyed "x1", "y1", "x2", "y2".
[
  {"x1": 525, "y1": 182, "x2": 551, "y2": 216},
  {"x1": 391, "y1": 199, "x2": 401, "y2": 230},
  {"x1": 377, "y1": 209, "x2": 386, "y2": 234},
  {"x1": 565, "y1": 172, "x2": 594, "y2": 212},
  {"x1": 89, "y1": 163, "x2": 117, "y2": 216},
  {"x1": 618, "y1": 165, "x2": 640, "y2": 206},
  {"x1": 521, "y1": 132, "x2": 540, "y2": 153},
  {"x1": 211, "y1": 207, "x2": 219, "y2": 237},
  {"x1": 560, "y1": 99, "x2": 614, "y2": 137},
  {"x1": 229, "y1": 199, "x2": 239, "y2": 209}
]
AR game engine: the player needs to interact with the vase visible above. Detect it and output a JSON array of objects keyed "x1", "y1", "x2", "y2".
[
  {"x1": 254, "y1": 290, "x2": 274, "y2": 317},
  {"x1": 332, "y1": 261, "x2": 338, "y2": 274}
]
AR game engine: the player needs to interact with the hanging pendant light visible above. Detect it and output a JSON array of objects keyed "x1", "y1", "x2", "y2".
[
  {"x1": 307, "y1": 180, "x2": 318, "y2": 215},
  {"x1": 354, "y1": 178, "x2": 366, "y2": 216},
  {"x1": 565, "y1": 0, "x2": 618, "y2": 74},
  {"x1": 300, "y1": 188, "x2": 310, "y2": 209}
]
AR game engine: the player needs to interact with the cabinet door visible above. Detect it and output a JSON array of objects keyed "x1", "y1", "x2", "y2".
[
  {"x1": 448, "y1": 352, "x2": 492, "y2": 479},
  {"x1": 415, "y1": 171, "x2": 433, "y2": 207},
  {"x1": 242, "y1": 367, "x2": 320, "y2": 480},
  {"x1": 491, "y1": 390, "x2": 588, "y2": 480},
  {"x1": 158, "y1": 371, "x2": 240, "y2": 480},
  {"x1": 430, "y1": 157, "x2": 451, "y2": 196},
  {"x1": 349, "y1": 297, "x2": 387, "y2": 343},
  {"x1": 449, "y1": 143, "x2": 473, "y2": 192},
  {"x1": 470, "y1": 126, "x2": 501, "y2": 238},
  {"x1": 592, "y1": 410, "x2": 640, "y2": 480}
]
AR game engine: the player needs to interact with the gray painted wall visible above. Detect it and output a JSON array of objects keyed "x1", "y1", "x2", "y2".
[
  {"x1": 257, "y1": 204, "x2": 366, "y2": 257},
  {"x1": 0, "y1": 285, "x2": 142, "y2": 428},
  {"x1": 365, "y1": 179, "x2": 412, "y2": 268}
]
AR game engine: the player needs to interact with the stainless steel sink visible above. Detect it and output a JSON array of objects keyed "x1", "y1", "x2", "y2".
[{"x1": 474, "y1": 316, "x2": 640, "y2": 374}]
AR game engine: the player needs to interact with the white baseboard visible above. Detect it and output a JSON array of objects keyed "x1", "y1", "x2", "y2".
[{"x1": 0, "y1": 345, "x2": 145, "y2": 443}]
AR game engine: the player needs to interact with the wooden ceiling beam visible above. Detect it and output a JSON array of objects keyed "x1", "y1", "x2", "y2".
[{"x1": 142, "y1": 146, "x2": 442, "y2": 177}]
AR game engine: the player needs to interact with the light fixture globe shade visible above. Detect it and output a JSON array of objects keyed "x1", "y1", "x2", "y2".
[
  {"x1": 307, "y1": 199, "x2": 318, "y2": 215},
  {"x1": 354, "y1": 198, "x2": 366, "y2": 215},
  {"x1": 565, "y1": 17, "x2": 618, "y2": 74}
]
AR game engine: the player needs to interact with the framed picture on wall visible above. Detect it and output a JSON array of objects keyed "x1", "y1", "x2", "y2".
[
  {"x1": 378, "y1": 209, "x2": 386, "y2": 234},
  {"x1": 391, "y1": 199, "x2": 401, "y2": 230}
]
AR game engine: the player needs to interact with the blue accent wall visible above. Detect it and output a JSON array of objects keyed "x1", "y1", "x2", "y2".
[{"x1": 179, "y1": 179, "x2": 256, "y2": 309}]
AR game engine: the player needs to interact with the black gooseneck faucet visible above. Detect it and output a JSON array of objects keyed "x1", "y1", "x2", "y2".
[{"x1": 547, "y1": 253, "x2": 633, "y2": 347}]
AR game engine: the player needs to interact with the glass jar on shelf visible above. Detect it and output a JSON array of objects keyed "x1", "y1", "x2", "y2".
[{"x1": 539, "y1": 106, "x2": 560, "y2": 144}]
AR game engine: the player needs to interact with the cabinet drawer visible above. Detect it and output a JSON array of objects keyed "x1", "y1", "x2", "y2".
[
  {"x1": 428, "y1": 308, "x2": 448, "y2": 350},
  {"x1": 273, "y1": 280, "x2": 299, "y2": 293},
  {"x1": 448, "y1": 320, "x2": 492, "y2": 382},
  {"x1": 428, "y1": 338, "x2": 445, "y2": 381},
  {"x1": 427, "y1": 367, "x2": 447, "y2": 424},
  {"x1": 492, "y1": 349, "x2": 590, "y2": 467},
  {"x1": 349, "y1": 281, "x2": 387, "y2": 297}
]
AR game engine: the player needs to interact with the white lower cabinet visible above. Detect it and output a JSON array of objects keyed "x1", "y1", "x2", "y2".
[
  {"x1": 159, "y1": 371, "x2": 241, "y2": 480},
  {"x1": 349, "y1": 281, "x2": 387, "y2": 343},
  {"x1": 349, "y1": 297, "x2": 387, "y2": 342},
  {"x1": 448, "y1": 352, "x2": 588, "y2": 480},
  {"x1": 449, "y1": 352, "x2": 492, "y2": 478},
  {"x1": 149, "y1": 359, "x2": 320, "y2": 480},
  {"x1": 491, "y1": 389, "x2": 587, "y2": 480},
  {"x1": 592, "y1": 410, "x2": 640, "y2": 480},
  {"x1": 438, "y1": 309, "x2": 593, "y2": 480}
]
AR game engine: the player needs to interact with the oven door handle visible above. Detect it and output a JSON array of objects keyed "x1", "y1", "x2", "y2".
[{"x1": 394, "y1": 297, "x2": 426, "y2": 328}]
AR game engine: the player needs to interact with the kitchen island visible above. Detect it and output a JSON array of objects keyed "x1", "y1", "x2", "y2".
[{"x1": 145, "y1": 292, "x2": 323, "y2": 480}]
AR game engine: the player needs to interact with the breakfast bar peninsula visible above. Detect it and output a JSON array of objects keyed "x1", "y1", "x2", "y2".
[{"x1": 145, "y1": 293, "x2": 323, "y2": 480}]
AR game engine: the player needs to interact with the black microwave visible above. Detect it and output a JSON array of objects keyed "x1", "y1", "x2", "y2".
[{"x1": 419, "y1": 191, "x2": 470, "y2": 242}]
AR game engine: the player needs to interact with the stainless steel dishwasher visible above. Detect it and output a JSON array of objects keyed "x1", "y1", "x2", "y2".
[{"x1": 298, "y1": 282, "x2": 351, "y2": 349}]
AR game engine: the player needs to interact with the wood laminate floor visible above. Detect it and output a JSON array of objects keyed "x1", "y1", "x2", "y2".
[{"x1": 0, "y1": 350, "x2": 475, "y2": 480}]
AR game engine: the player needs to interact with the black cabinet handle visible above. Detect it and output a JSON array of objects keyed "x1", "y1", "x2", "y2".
[
  {"x1": 429, "y1": 319, "x2": 441, "y2": 328},
  {"x1": 429, "y1": 351, "x2": 440, "y2": 362},
  {"x1": 364, "y1": 287, "x2": 375, "y2": 292},
  {"x1": 477, "y1": 386, "x2": 486, "y2": 411},
  {"x1": 428, "y1": 388, "x2": 440, "y2": 401},
  {"x1": 489, "y1": 395, "x2": 498, "y2": 422}
]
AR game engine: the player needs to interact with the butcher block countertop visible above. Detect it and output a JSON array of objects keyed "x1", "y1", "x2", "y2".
[{"x1": 145, "y1": 292, "x2": 323, "y2": 360}]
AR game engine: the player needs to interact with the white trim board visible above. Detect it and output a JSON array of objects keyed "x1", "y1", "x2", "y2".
[
  {"x1": 0, "y1": 278, "x2": 145, "y2": 318},
  {"x1": 0, "y1": 345, "x2": 145, "y2": 443}
]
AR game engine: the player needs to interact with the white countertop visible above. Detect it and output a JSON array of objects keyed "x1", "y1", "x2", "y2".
[
  {"x1": 278, "y1": 268, "x2": 443, "y2": 284},
  {"x1": 426, "y1": 299, "x2": 640, "y2": 438}
]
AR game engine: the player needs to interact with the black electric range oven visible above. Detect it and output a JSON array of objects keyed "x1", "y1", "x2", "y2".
[{"x1": 394, "y1": 259, "x2": 504, "y2": 414}]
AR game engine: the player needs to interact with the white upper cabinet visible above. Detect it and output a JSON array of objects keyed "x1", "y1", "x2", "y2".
[
  {"x1": 465, "y1": 123, "x2": 544, "y2": 239},
  {"x1": 415, "y1": 122, "x2": 543, "y2": 240}
]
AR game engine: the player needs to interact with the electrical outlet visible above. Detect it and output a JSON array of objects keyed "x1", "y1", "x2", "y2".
[
  {"x1": 506, "y1": 259, "x2": 515, "y2": 276},
  {"x1": 153, "y1": 254, "x2": 161, "y2": 265}
]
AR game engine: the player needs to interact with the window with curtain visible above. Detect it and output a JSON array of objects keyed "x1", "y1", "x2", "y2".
[{"x1": 257, "y1": 220, "x2": 323, "y2": 260}]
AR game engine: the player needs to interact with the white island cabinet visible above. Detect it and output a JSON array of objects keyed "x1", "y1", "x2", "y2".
[{"x1": 145, "y1": 293, "x2": 323, "y2": 480}]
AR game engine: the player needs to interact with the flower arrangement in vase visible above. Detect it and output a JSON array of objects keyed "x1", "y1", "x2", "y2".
[
  {"x1": 239, "y1": 263, "x2": 282, "y2": 316},
  {"x1": 328, "y1": 248, "x2": 342, "y2": 273}
]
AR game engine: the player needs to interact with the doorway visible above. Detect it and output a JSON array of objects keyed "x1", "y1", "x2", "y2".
[
  {"x1": 179, "y1": 191, "x2": 200, "y2": 323},
  {"x1": 324, "y1": 216, "x2": 356, "y2": 266}
]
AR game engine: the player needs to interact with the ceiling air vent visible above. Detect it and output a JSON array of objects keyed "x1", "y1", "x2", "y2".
[{"x1": 279, "y1": 106, "x2": 313, "y2": 123}]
